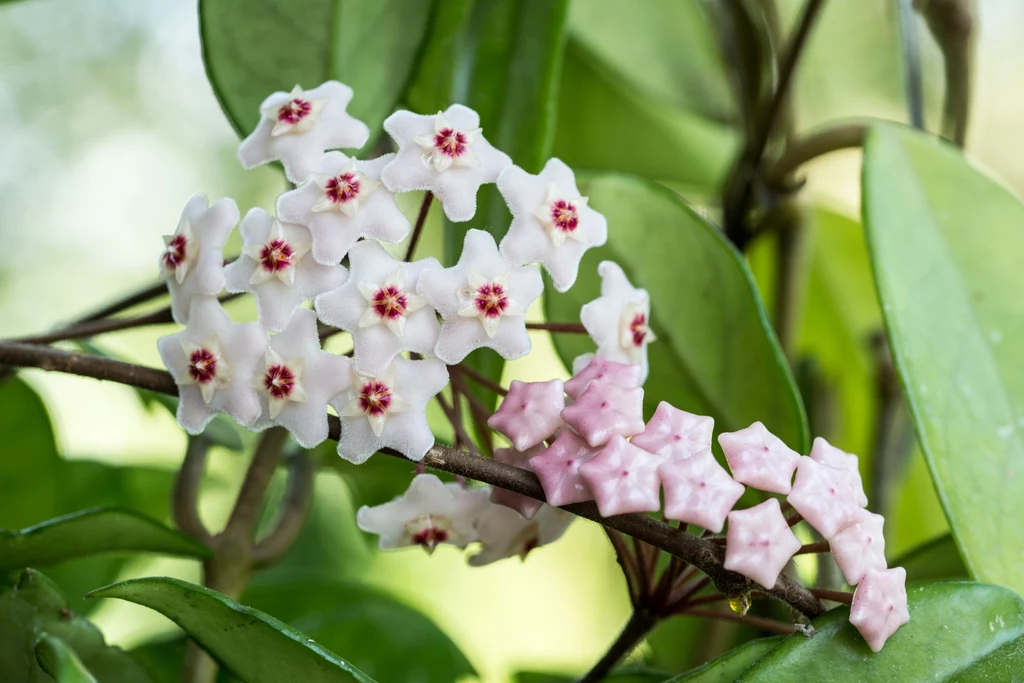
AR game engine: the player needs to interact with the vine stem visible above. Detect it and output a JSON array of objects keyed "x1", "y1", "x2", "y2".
[
  {"x1": 765, "y1": 122, "x2": 868, "y2": 183},
  {"x1": 0, "y1": 341, "x2": 826, "y2": 620},
  {"x1": 810, "y1": 588, "x2": 854, "y2": 605},
  {"x1": 525, "y1": 321, "x2": 587, "y2": 334},
  {"x1": 451, "y1": 363, "x2": 507, "y2": 396},
  {"x1": 404, "y1": 192, "x2": 434, "y2": 261},
  {"x1": 577, "y1": 608, "x2": 659, "y2": 683},
  {"x1": 676, "y1": 608, "x2": 797, "y2": 636}
]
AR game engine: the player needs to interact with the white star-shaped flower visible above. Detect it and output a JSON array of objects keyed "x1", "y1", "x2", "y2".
[
  {"x1": 469, "y1": 503, "x2": 573, "y2": 567},
  {"x1": 660, "y1": 449, "x2": 745, "y2": 533},
  {"x1": 224, "y1": 209, "x2": 347, "y2": 332},
  {"x1": 849, "y1": 568, "x2": 910, "y2": 652},
  {"x1": 238, "y1": 82, "x2": 370, "y2": 183},
  {"x1": 631, "y1": 401, "x2": 714, "y2": 462},
  {"x1": 276, "y1": 152, "x2": 411, "y2": 265},
  {"x1": 786, "y1": 456, "x2": 864, "y2": 538},
  {"x1": 330, "y1": 357, "x2": 449, "y2": 464},
  {"x1": 380, "y1": 106, "x2": 511, "y2": 222},
  {"x1": 160, "y1": 194, "x2": 238, "y2": 324},
  {"x1": 356, "y1": 474, "x2": 491, "y2": 553},
  {"x1": 723, "y1": 498, "x2": 803, "y2": 590},
  {"x1": 417, "y1": 229, "x2": 542, "y2": 364},
  {"x1": 718, "y1": 421, "x2": 801, "y2": 494},
  {"x1": 314, "y1": 240, "x2": 440, "y2": 376},
  {"x1": 496, "y1": 159, "x2": 608, "y2": 292},
  {"x1": 830, "y1": 508, "x2": 887, "y2": 586},
  {"x1": 247, "y1": 309, "x2": 351, "y2": 447},
  {"x1": 580, "y1": 261, "x2": 656, "y2": 382},
  {"x1": 157, "y1": 298, "x2": 267, "y2": 433},
  {"x1": 809, "y1": 437, "x2": 869, "y2": 507}
]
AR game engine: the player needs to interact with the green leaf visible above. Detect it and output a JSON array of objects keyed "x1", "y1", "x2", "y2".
[
  {"x1": 88, "y1": 577, "x2": 376, "y2": 683},
  {"x1": 0, "y1": 378, "x2": 60, "y2": 529},
  {"x1": 862, "y1": 124, "x2": 1024, "y2": 593},
  {"x1": 243, "y1": 578, "x2": 474, "y2": 682},
  {"x1": 0, "y1": 507, "x2": 210, "y2": 570},
  {"x1": 138, "y1": 390, "x2": 245, "y2": 451},
  {"x1": 545, "y1": 174, "x2": 807, "y2": 450},
  {"x1": 552, "y1": 39, "x2": 736, "y2": 194},
  {"x1": 514, "y1": 669, "x2": 665, "y2": 683},
  {"x1": 737, "y1": 582, "x2": 1024, "y2": 681},
  {"x1": 0, "y1": 569, "x2": 152, "y2": 682},
  {"x1": 199, "y1": 0, "x2": 433, "y2": 145},
  {"x1": 893, "y1": 534, "x2": 968, "y2": 583},
  {"x1": 666, "y1": 637, "x2": 782, "y2": 682},
  {"x1": 35, "y1": 634, "x2": 99, "y2": 683}
]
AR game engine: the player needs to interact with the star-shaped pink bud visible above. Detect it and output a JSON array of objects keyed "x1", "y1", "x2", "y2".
[
  {"x1": 830, "y1": 508, "x2": 887, "y2": 586},
  {"x1": 380, "y1": 106, "x2": 511, "y2": 222},
  {"x1": 490, "y1": 446, "x2": 545, "y2": 520},
  {"x1": 723, "y1": 498, "x2": 802, "y2": 589},
  {"x1": 578, "y1": 435, "x2": 662, "y2": 517},
  {"x1": 224, "y1": 209, "x2": 348, "y2": 332},
  {"x1": 560, "y1": 382, "x2": 645, "y2": 448},
  {"x1": 496, "y1": 158, "x2": 608, "y2": 292},
  {"x1": 238, "y1": 82, "x2": 370, "y2": 183},
  {"x1": 786, "y1": 456, "x2": 864, "y2": 538},
  {"x1": 330, "y1": 357, "x2": 449, "y2": 464},
  {"x1": 849, "y1": 567, "x2": 910, "y2": 652},
  {"x1": 417, "y1": 229, "x2": 542, "y2": 364},
  {"x1": 809, "y1": 437, "x2": 869, "y2": 507},
  {"x1": 632, "y1": 401, "x2": 714, "y2": 462},
  {"x1": 580, "y1": 261, "x2": 656, "y2": 382},
  {"x1": 530, "y1": 429, "x2": 599, "y2": 507},
  {"x1": 660, "y1": 450, "x2": 745, "y2": 533},
  {"x1": 157, "y1": 298, "x2": 267, "y2": 433},
  {"x1": 315, "y1": 240, "x2": 440, "y2": 376},
  {"x1": 563, "y1": 355, "x2": 643, "y2": 401},
  {"x1": 276, "y1": 152, "x2": 411, "y2": 265},
  {"x1": 718, "y1": 421, "x2": 801, "y2": 494},
  {"x1": 487, "y1": 379, "x2": 565, "y2": 451},
  {"x1": 160, "y1": 194, "x2": 238, "y2": 324},
  {"x1": 356, "y1": 474, "x2": 491, "y2": 553},
  {"x1": 469, "y1": 503, "x2": 573, "y2": 566},
  {"x1": 247, "y1": 309, "x2": 351, "y2": 448}
]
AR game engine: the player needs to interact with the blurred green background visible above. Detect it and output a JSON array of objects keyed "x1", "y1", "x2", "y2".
[{"x1": 1, "y1": 0, "x2": 1021, "y2": 680}]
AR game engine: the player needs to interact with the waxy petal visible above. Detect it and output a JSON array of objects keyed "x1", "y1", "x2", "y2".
[
  {"x1": 719, "y1": 421, "x2": 801, "y2": 494},
  {"x1": 487, "y1": 379, "x2": 565, "y2": 452},
  {"x1": 660, "y1": 450, "x2": 745, "y2": 533},
  {"x1": 530, "y1": 429, "x2": 600, "y2": 507},
  {"x1": 578, "y1": 435, "x2": 662, "y2": 517},
  {"x1": 849, "y1": 568, "x2": 909, "y2": 652},
  {"x1": 723, "y1": 498, "x2": 802, "y2": 590},
  {"x1": 560, "y1": 382, "x2": 645, "y2": 448},
  {"x1": 632, "y1": 402, "x2": 714, "y2": 462}
]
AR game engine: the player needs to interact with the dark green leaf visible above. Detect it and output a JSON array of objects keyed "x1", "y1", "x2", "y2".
[
  {"x1": 0, "y1": 507, "x2": 210, "y2": 570},
  {"x1": 0, "y1": 378, "x2": 59, "y2": 529},
  {"x1": 862, "y1": 124, "x2": 1024, "y2": 594},
  {"x1": 199, "y1": 0, "x2": 433, "y2": 146},
  {"x1": 0, "y1": 569, "x2": 152, "y2": 682},
  {"x1": 35, "y1": 634, "x2": 99, "y2": 683},
  {"x1": 738, "y1": 582, "x2": 1024, "y2": 681},
  {"x1": 88, "y1": 577, "x2": 376, "y2": 682},
  {"x1": 552, "y1": 40, "x2": 736, "y2": 193},
  {"x1": 666, "y1": 637, "x2": 782, "y2": 682},
  {"x1": 242, "y1": 578, "x2": 474, "y2": 682},
  {"x1": 893, "y1": 534, "x2": 968, "y2": 583},
  {"x1": 514, "y1": 669, "x2": 665, "y2": 682},
  {"x1": 545, "y1": 174, "x2": 807, "y2": 450}
]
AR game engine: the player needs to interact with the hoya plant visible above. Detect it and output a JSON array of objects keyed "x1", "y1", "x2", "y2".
[{"x1": 1, "y1": 0, "x2": 1020, "y2": 681}]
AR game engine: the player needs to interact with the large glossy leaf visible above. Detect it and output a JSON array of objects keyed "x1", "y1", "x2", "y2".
[
  {"x1": 0, "y1": 569, "x2": 151, "y2": 682},
  {"x1": 89, "y1": 577, "x2": 376, "y2": 683},
  {"x1": 545, "y1": 174, "x2": 807, "y2": 450},
  {"x1": 35, "y1": 634, "x2": 99, "y2": 683},
  {"x1": 738, "y1": 582, "x2": 1024, "y2": 681},
  {"x1": 0, "y1": 507, "x2": 210, "y2": 570},
  {"x1": 243, "y1": 578, "x2": 474, "y2": 682},
  {"x1": 514, "y1": 669, "x2": 664, "y2": 682},
  {"x1": 894, "y1": 534, "x2": 968, "y2": 583},
  {"x1": 0, "y1": 378, "x2": 59, "y2": 529},
  {"x1": 199, "y1": 0, "x2": 433, "y2": 144},
  {"x1": 666, "y1": 637, "x2": 782, "y2": 682},
  {"x1": 862, "y1": 124, "x2": 1024, "y2": 593},
  {"x1": 551, "y1": 40, "x2": 736, "y2": 194}
]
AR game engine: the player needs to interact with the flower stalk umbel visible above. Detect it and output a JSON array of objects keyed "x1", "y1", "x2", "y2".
[{"x1": 0, "y1": 77, "x2": 910, "y2": 679}]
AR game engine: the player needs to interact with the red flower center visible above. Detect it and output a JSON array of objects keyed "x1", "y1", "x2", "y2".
[
  {"x1": 263, "y1": 364, "x2": 296, "y2": 400},
  {"x1": 474, "y1": 282, "x2": 508, "y2": 319},
  {"x1": 277, "y1": 97, "x2": 312, "y2": 125},
  {"x1": 629, "y1": 312, "x2": 649, "y2": 348},
  {"x1": 433, "y1": 127, "x2": 468, "y2": 158},
  {"x1": 371, "y1": 285, "x2": 409, "y2": 321},
  {"x1": 259, "y1": 239, "x2": 295, "y2": 273},
  {"x1": 325, "y1": 172, "x2": 360, "y2": 204},
  {"x1": 550, "y1": 199, "x2": 579, "y2": 233},
  {"x1": 412, "y1": 526, "x2": 448, "y2": 548},
  {"x1": 163, "y1": 234, "x2": 188, "y2": 270},
  {"x1": 358, "y1": 380, "x2": 393, "y2": 416},
  {"x1": 187, "y1": 348, "x2": 218, "y2": 384}
]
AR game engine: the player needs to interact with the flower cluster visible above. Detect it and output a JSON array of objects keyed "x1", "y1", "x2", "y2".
[{"x1": 157, "y1": 79, "x2": 907, "y2": 649}]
